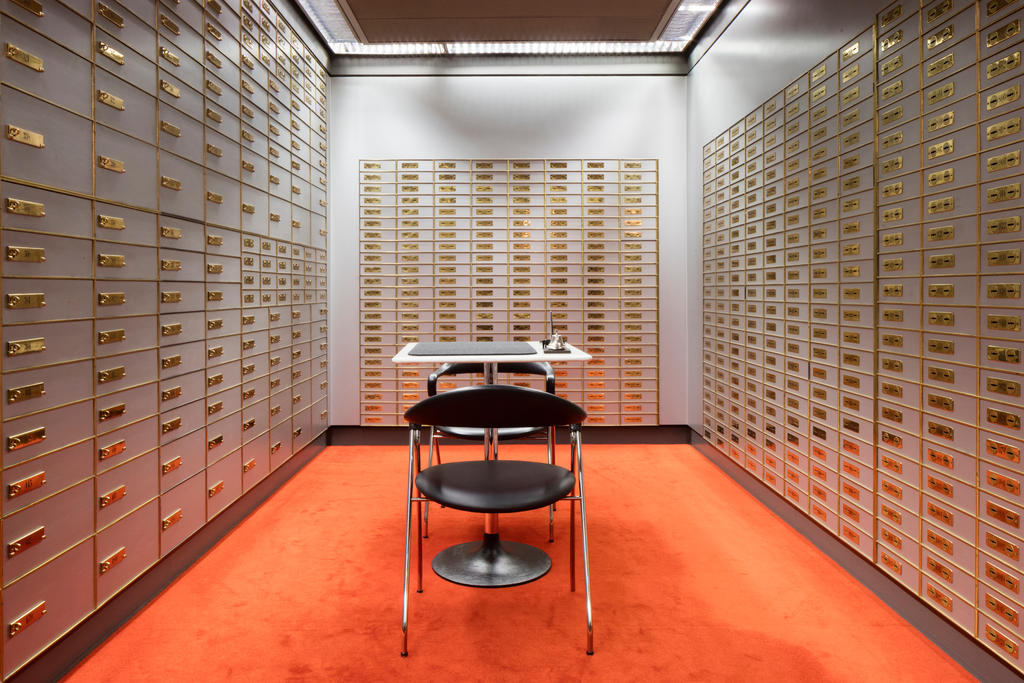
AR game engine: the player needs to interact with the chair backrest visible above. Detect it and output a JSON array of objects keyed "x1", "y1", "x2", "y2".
[
  {"x1": 436, "y1": 362, "x2": 552, "y2": 377},
  {"x1": 405, "y1": 384, "x2": 586, "y2": 428}
]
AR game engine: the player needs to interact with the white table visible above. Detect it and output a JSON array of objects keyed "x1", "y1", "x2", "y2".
[
  {"x1": 392, "y1": 340, "x2": 591, "y2": 587},
  {"x1": 391, "y1": 340, "x2": 592, "y2": 366}
]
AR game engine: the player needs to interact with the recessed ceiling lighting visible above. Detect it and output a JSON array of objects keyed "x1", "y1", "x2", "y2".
[{"x1": 296, "y1": 0, "x2": 720, "y2": 56}]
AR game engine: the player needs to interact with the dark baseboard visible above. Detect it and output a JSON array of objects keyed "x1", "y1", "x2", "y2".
[
  {"x1": 690, "y1": 430, "x2": 1022, "y2": 683},
  {"x1": 11, "y1": 433, "x2": 328, "y2": 683},
  {"x1": 328, "y1": 424, "x2": 692, "y2": 446}
]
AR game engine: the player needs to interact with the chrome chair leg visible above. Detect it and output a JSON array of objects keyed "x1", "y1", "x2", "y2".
[
  {"x1": 423, "y1": 427, "x2": 437, "y2": 538},
  {"x1": 402, "y1": 427, "x2": 418, "y2": 656},
  {"x1": 574, "y1": 427, "x2": 594, "y2": 655},
  {"x1": 548, "y1": 425, "x2": 555, "y2": 542},
  {"x1": 569, "y1": 434, "x2": 576, "y2": 593},
  {"x1": 415, "y1": 434, "x2": 423, "y2": 594}
]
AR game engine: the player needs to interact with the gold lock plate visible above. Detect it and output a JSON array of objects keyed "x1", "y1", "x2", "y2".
[
  {"x1": 7, "y1": 426, "x2": 45, "y2": 451},
  {"x1": 162, "y1": 323, "x2": 182, "y2": 336},
  {"x1": 97, "y1": 403, "x2": 126, "y2": 421},
  {"x1": 207, "y1": 401, "x2": 223, "y2": 416},
  {"x1": 98, "y1": 327, "x2": 126, "y2": 344},
  {"x1": 6, "y1": 246, "x2": 46, "y2": 263},
  {"x1": 161, "y1": 509, "x2": 183, "y2": 530},
  {"x1": 7, "y1": 382, "x2": 45, "y2": 404},
  {"x1": 5, "y1": 43, "x2": 44, "y2": 72},
  {"x1": 209, "y1": 481, "x2": 225, "y2": 498},
  {"x1": 162, "y1": 386, "x2": 182, "y2": 401},
  {"x1": 99, "y1": 547, "x2": 127, "y2": 575},
  {"x1": 161, "y1": 456, "x2": 182, "y2": 475},
  {"x1": 97, "y1": 215, "x2": 125, "y2": 230},
  {"x1": 161, "y1": 417, "x2": 181, "y2": 434},
  {"x1": 7, "y1": 471, "x2": 45, "y2": 499},
  {"x1": 97, "y1": 292, "x2": 125, "y2": 306},
  {"x1": 5, "y1": 198, "x2": 45, "y2": 217},
  {"x1": 161, "y1": 291, "x2": 181, "y2": 304},
  {"x1": 97, "y1": 90, "x2": 125, "y2": 110},
  {"x1": 6, "y1": 292, "x2": 45, "y2": 310},
  {"x1": 8, "y1": 601, "x2": 46, "y2": 638},
  {"x1": 97, "y1": 254, "x2": 126, "y2": 268},
  {"x1": 97, "y1": 155, "x2": 125, "y2": 173},
  {"x1": 97, "y1": 366, "x2": 126, "y2": 384},
  {"x1": 98, "y1": 439, "x2": 127, "y2": 461},
  {"x1": 98, "y1": 484, "x2": 127, "y2": 508}
]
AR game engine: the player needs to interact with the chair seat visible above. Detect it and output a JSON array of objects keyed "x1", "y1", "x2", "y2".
[
  {"x1": 416, "y1": 460, "x2": 575, "y2": 514},
  {"x1": 435, "y1": 425, "x2": 545, "y2": 441}
]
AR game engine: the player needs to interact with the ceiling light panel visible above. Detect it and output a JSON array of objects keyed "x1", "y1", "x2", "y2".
[
  {"x1": 660, "y1": 0, "x2": 722, "y2": 41},
  {"x1": 296, "y1": 0, "x2": 719, "y2": 55}
]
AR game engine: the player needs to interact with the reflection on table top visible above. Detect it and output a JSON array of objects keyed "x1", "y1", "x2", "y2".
[{"x1": 391, "y1": 341, "x2": 592, "y2": 364}]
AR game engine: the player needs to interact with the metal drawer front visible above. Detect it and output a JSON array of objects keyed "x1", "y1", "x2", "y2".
[
  {"x1": 159, "y1": 339, "x2": 206, "y2": 380},
  {"x1": 157, "y1": 101, "x2": 204, "y2": 163},
  {"x1": 0, "y1": 15, "x2": 92, "y2": 117},
  {"x1": 95, "y1": 0, "x2": 155, "y2": 62},
  {"x1": 94, "y1": 68, "x2": 157, "y2": 144},
  {"x1": 95, "y1": 125, "x2": 158, "y2": 210},
  {"x1": 243, "y1": 431, "x2": 270, "y2": 487},
  {"x1": 207, "y1": 309, "x2": 242, "y2": 339},
  {"x1": 159, "y1": 427, "x2": 206, "y2": 494},
  {"x1": 3, "y1": 278, "x2": 92, "y2": 324},
  {"x1": 1, "y1": 440, "x2": 91, "y2": 517},
  {"x1": 205, "y1": 171, "x2": 241, "y2": 230},
  {"x1": 158, "y1": 369, "x2": 206, "y2": 412},
  {"x1": 0, "y1": 182, "x2": 92, "y2": 239},
  {"x1": 95, "y1": 499, "x2": 159, "y2": 603},
  {"x1": 269, "y1": 420, "x2": 293, "y2": 469},
  {"x1": 160, "y1": 281, "x2": 206, "y2": 314},
  {"x1": 207, "y1": 382, "x2": 243, "y2": 419},
  {"x1": 1, "y1": 86, "x2": 92, "y2": 195},
  {"x1": 3, "y1": 358, "x2": 92, "y2": 420},
  {"x1": 97, "y1": 415, "x2": 159, "y2": 473},
  {"x1": 95, "y1": 27, "x2": 156, "y2": 94},
  {"x1": 4, "y1": 0, "x2": 92, "y2": 59},
  {"x1": 206, "y1": 449, "x2": 242, "y2": 519},
  {"x1": 159, "y1": 310, "x2": 206, "y2": 346},
  {"x1": 2, "y1": 319, "x2": 93, "y2": 374},
  {"x1": 96, "y1": 382, "x2": 158, "y2": 436},
  {"x1": 205, "y1": 225, "x2": 241, "y2": 257},
  {"x1": 159, "y1": 471, "x2": 206, "y2": 556},
  {"x1": 95, "y1": 201, "x2": 157, "y2": 247},
  {"x1": 2, "y1": 480, "x2": 92, "y2": 586},
  {"x1": 95, "y1": 450, "x2": 158, "y2": 532},
  {"x1": 157, "y1": 69, "x2": 203, "y2": 123},
  {"x1": 159, "y1": 396, "x2": 206, "y2": 447},
  {"x1": 1, "y1": 540, "x2": 92, "y2": 678},
  {"x1": 157, "y1": 33, "x2": 203, "y2": 95},
  {"x1": 95, "y1": 281, "x2": 159, "y2": 319},
  {"x1": 159, "y1": 248, "x2": 205, "y2": 282},
  {"x1": 95, "y1": 242, "x2": 157, "y2": 281},
  {"x1": 2, "y1": 230, "x2": 93, "y2": 279}
]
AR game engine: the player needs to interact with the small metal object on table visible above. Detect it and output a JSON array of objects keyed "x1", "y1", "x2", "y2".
[{"x1": 392, "y1": 340, "x2": 591, "y2": 587}]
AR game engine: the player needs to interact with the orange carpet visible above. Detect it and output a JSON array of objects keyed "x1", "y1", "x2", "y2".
[{"x1": 65, "y1": 444, "x2": 974, "y2": 682}]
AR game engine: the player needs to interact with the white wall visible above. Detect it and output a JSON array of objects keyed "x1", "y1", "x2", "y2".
[
  {"x1": 683, "y1": 0, "x2": 888, "y2": 426},
  {"x1": 329, "y1": 72, "x2": 688, "y2": 425}
]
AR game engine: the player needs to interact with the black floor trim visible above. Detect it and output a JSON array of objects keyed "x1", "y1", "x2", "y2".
[
  {"x1": 691, "y1": 430, "x2": 1021, "y2": 683},
  {"x1": 11, "y1": 433, "x2": 327, "y2": 683}
]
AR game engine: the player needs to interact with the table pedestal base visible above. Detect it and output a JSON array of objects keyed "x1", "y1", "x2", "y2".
[{"x1": 432, "y1": 532, "x2": 551, "y2": 587}]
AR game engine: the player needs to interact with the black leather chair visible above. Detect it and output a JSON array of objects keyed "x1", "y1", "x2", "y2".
[
  {"x1": 401, "y1": 384, "x2": 593, "y2": 656},
  {"x1": 422, "y1": 361, "x2": 557, "y2": 539}
]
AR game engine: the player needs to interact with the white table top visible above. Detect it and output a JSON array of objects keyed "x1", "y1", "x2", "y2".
[{"x1": 391, "y1": 341, "x2": 591, "y2": 364}]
